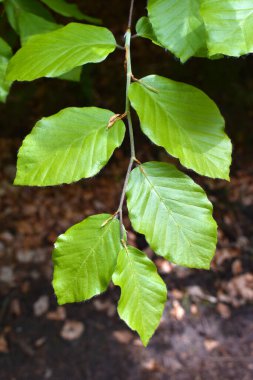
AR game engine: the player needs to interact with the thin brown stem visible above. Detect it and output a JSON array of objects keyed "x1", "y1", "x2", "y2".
[{"x1": 128, "y1": 0, "x2": 135, "y2": 29}]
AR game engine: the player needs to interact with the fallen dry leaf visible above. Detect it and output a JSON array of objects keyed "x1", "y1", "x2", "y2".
[
  {"x1": 113, "y1": 330, "x2": 133, "y2": 344},
  {"x1": 216, "y1": 303, "x2": 231, "y2": 319},
  {"x1": 93, "y1": 299, "x2": 116, "y2": 317},
  {"x1": 204, "y1": 339, "x2": 220, "y2": 352},
  {"x1": 232, "y1": 259, "x2": 243, "y2": 275},
  {"x1": 46, "y1": 307, "x2": 66, "y2": 321},
  {"x1": 33, "y1": 295, "x2": 49, "y2": 317},
  {"x1": 170, "y1": 300, "x2": 185, "y2": 321},
  {"x1": 0, "y1": 335, "x2": 9, "y2": 353},
  {"x1": 60, "y1": 320, "x2": 85, "y2": 341}
]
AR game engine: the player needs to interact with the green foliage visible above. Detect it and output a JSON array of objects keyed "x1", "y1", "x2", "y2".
[
  {"x1": 15, "y1": 107, "x2": 125, "y2": 186},
  {"x1": 147, "y1": 0, "x2": 207, "y2": 62},
  {"x1": 129, "y1": 75, "x2": 232, "y2": 180},
  {"x1": 53, "y1": 214, "x2": 121, "y2": 304},
  {"x1": 126, "y1": 162, "x2": 217, "y2": 269},
  {"x1": 147, "y1": 0, "x2": 253, "y2": 61},
  {"x1": 113, "y1": 245, "x2": 167, "y2": 346},
  {"x1": 40, "y1": 0, "x2": 101, "y2": 24},
  {"x1": 5, "y1": 0, "x2": 59, "y2": 44},
  {"x1": 7, "y1": 23, "x2": 116, "y2": 81},
  {"x1": 0, "y1": 0, "x2": 101, "y2": 101},
  {"x1": 201, "y1": 1, "x2": 253, "y2": 57},
  {"x1": 2, "y1": 0, "x2": 250, "y2": 345},
  {"x1": 0, "y1": 38, "x2": 12, "y2": 102},
  {"x1": 136, "y1": 16, "x2": 162, "y2": 47}
]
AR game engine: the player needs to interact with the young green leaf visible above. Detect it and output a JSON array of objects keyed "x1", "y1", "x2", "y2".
[
  {"x1": 6, "y1": 23, "x2": 116, "y2": 81},
  {"x1": 147, "y1": 0, "x2": 207, "y2": 62},
  {"x1": 129, "y1": 75, "x2": 232, "y2": 180},
  {"x1": 126, "y1": 162, "x2": 217, "y2": 269},
  {"x1": 113, "y1": 245, "x2": 167, "y2": 346},
  {"x1": 201, "y1": 0, "x2": 253, "y2": 57},
  {"x1": 41, "y1": 0, "x2": 101, "y2": 25},
  {"x1": 14, "y1": 107, "x2": 125, "y2": 186},
  {"x1": 53, "y1": 214, "x2": 121, "y2": 304},
  {"x1": 136, "y1": 17, "x2": 163, "y2": 47}
]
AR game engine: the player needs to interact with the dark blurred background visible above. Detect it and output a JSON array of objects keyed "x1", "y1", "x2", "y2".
[{"x1": 0, "y1": 1, "x2": 253, "y2": 379}]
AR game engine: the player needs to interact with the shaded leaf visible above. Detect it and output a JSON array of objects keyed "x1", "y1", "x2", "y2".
[
  {"x1": 5, "y1": 0, "x2": 59, "y2": 43},
  {"x1": 41, "y1": 0, "x2": 101, "y2": 24},
  {"x1": 0, "y1": 38, "x2": 12, "y2": 103}
]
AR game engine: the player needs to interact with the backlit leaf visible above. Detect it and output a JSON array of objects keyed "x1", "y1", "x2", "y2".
[
  {"x1": 7, "y1": 23, "x2": 116, "y2": 81},
  {"x1": 129, "y1": 75, "x2": 232, "y2": 180},
  {"x1": 147, "y1": 0, "x2": 207, "y2": 62},
  {"x1": 113, "y1": 245, "x2": 167, "y2": 346},
  {"x1": 136, "y1": 16, "x2": 163, "y2": 47},
  {"x1": 201, "y1": 0, "x2": 253, "y2": 57},
  {"x1": 15, "y1": 107, "x2": 125, "y2": 186},
  {"x1": 53, "y1": 214, "x2": 121, "y2": 304},
  {"x1": 126, "y1": 162, "x2": 217, "y2": 269}
]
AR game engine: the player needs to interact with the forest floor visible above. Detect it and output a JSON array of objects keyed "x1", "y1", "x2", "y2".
[{"x1": 0, "y1": 139, "x2": 253, "y2": 380}]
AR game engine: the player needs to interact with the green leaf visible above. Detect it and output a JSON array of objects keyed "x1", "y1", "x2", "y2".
[
  {"x1": 41, "y1": 0, "x2": 101, "y2": 25},
  {"x1": 17, "y1": 12, "x2": 61, "y2": 44},
  {"x1": 15, "y1": 107, "x2": 125, "y2": 186},
  {"x1": 113, "y1": 245, "x2": 167, "y2": 346},
  {"x1": 136, "y1": 17, "x2": 163, "y2": 47},
  {"x1": 147, "y1": 0, "x2": 207, "y2": 62},
  {"x1": 0, "y1": 38, "x2": 12, "y2": 103},
  {"x1": 53, "y1": 214, "x2": 121, "y2": 305},
  {"x1": 5, "y1": 0, "x2": 59, "y2": 43},
  {"x1": 6, "y1": 23, "x2": 116, "y2": 81},
  {"x1": 126, "y1": 162, "x2": 217, "y2": 269},
  {"x1": 5, "y1": 0, "x2": 55, "y2": 32},
  {"x1": 201, "y1": 0, "x2": 253, "y2": 57},
  {"x1": 0, "y1": 37, "x2": 12, "y2": 59},
  {"x1": 147, "y1": 0, "x2": 253, "y2": 60},
  {"x1": 129, "y1": 75, "x2": 232, "y2": 180},
  {"x1": 57, "y1": 66, "x2": 82, "y2": 82}
]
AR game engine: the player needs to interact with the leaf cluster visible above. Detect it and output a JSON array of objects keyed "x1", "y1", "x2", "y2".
[{"x1": 2, "y1": 0, "x2": 252, "y2": 345}]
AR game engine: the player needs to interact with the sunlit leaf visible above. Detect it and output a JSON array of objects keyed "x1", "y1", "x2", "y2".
[
  {"x1": 127, "y1": 162, "x2": 217, "y2": 269},
  {"x1": 147, "y1": 0, "x2": 207, "y2": 62},
  {"x1": 7, "y1": 23, "x2": 116, "y2": 81},
  {"x1": 129, "y1": 75, "x2": 232, "y2": 180},
  {"x1": 53, "y1": 214, "x2": 121, "y2": 304},
  {"x1": 201, "y1": 0, "x2": 253, "y2": 57},
  {"x1": 113, "y1": 245, "x2": 167, "y2": 346},
  {"x1": 136, "y1": 16, "x2": 163, "y2": 47},
  {"x1": 15, "y1": 107, "x2": 125, "y2": 186}
]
